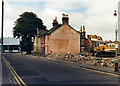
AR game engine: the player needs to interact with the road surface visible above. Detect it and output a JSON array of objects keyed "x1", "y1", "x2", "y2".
[{"x1": 3, "y1": 53, "x2": 119, "y2": 85}]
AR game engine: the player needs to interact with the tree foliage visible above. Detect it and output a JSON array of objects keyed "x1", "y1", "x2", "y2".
[
  {"x1": 13, "y1": 12, "x2": 46, "y2": 38},
  {"x1": 13, "y1": 12, "x2": 46, "y2": 53}
]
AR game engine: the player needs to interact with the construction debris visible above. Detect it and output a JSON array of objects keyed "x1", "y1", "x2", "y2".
[{"x1": 46, "y1": 53, "x2": 119, "y2": 68}]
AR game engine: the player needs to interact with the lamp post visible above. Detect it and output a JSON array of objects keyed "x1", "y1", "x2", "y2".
[
  {"x1": 1, "y1": 0, "x2": 4, "y2": 62},
  {"x1": 113, "y1": 10, "x2": 118, "y2": 72}
]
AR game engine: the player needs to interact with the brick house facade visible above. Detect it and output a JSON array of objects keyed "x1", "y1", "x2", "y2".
[
  {"x1": 44, "y1": 24, "x2": 81, "y2": 54},
  {"x1": 33, "y1": 14, "x2": 89, "y2": 55}
]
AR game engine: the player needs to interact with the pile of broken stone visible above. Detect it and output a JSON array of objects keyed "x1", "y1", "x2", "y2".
[{"x1": 46, "y1": 53, "x2": 120, "y2": 68}]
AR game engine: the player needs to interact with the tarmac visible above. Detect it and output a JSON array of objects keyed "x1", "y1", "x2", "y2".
[
  {"x1": 2, "y1": 53, "x2": 120, "y2": 85},
  {"x1": 25, "y1": 54, "x2": 120, "y2": 75}
]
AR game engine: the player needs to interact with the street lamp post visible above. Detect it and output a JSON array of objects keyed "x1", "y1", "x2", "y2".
[
  {"x1": 113, "y1": 10, "x2": 118, "y2": 72},
  {"x1": 1, "y1": 0, "x2": 4, "y2": 62}
]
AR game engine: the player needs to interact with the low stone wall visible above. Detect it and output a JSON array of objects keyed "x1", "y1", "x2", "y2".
[{"x1": 46, "y1": 53, "x2": 119, "y2": 68}]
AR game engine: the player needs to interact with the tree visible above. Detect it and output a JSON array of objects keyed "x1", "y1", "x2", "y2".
[{"x1": 13, "y1": 12, "x2": 46, "y2": 53}]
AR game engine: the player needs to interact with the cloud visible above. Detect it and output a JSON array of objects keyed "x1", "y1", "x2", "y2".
[
  {"x1": 4, "y1": 20, "x2": 14, "y2": 37},
  {"x1": 5, "y1": 0, "x2": 119, "y2": 2},
  {"x1": 68, "y1": 12, "x2": 116, "y2": 41},
  {"x1": 44, "y1": 2, "x2": 83, "y2": 10},
  {"x1": 38, "y1": 8, "x2": 63, "y2": 29},
  {"x1": 0, "y1": 0, "x2": 119, "y2": 42},
  {"x1": 82, "y1": 2, "x2": 118, "y2": 41},
  {"x1": 2, "y1": 2, "x2": 25, "y2": 38},
  {"x1": 83, "y1": 15, "x2": 116, "y2": 40},
  {"x1": 1, "y1": 2, "x2": 42, "y2": 38},
  {"x1": 68, "y1": 1, "x2": 118, "y2": 41},
  {"x1": 69, "y1": 13, "x2": 84, "y2": 29}
]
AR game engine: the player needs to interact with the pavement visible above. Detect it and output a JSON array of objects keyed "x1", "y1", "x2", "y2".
[
  {"x1": 2, "y1": 63, "x2": 11, "y2": 85},
  {"x1": 25, "y1": 54, "x2": 120, "y2": 75}
]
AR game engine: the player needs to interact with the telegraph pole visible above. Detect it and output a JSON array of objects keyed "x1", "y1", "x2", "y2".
[{"x1": 1, "y1": 0, "x2": 4, "y2": 62}]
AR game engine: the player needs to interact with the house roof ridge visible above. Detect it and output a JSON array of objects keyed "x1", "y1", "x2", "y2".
[{"x1": 39, "y1": 23, "x2": 81, "y2": 37}]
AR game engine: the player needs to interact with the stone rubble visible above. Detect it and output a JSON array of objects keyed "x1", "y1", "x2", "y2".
[{"x1": 45, "y1": 53, "x2": 120, "y2": 68}]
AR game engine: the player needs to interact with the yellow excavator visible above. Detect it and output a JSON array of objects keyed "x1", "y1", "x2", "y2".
[
  {"x1": 87, "y1": 35, "x2": 118, "y2": 57},
  {"x1": 87, "y1": 35, "x2": 103, "y2": 56},
  {"x1": 87, "y1": 34, "x2": 102, "y2": 49}
]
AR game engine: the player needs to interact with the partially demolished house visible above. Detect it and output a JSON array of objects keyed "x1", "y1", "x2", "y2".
[{"x1": 33, "y1": 14, "x2": 103, "y2": 55}]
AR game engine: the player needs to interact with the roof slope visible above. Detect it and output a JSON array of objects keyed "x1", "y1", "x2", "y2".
[{"x1": 39, "y1": 23, "x2": 80, "y2": 37}]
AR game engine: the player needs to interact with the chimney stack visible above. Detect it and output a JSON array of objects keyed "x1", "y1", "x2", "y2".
[
  {"x1": 82, "y1": 25, "x2": 86, "y2": 38},
  {"x1": 80, "y1": 26, "x2": 82, "y2": 32},
  {"x1": 80, "y1": 25, "x2": 86, "y2": 39},
  {"x1": 62, "y1": 14, "x2": 69, "y2": 24},
  {"x1": 52, "y1": 17, "x2": 58, "y2": 28},
  {"x1": 83, "y1": 25, "x2": 85, "y2": 32}
]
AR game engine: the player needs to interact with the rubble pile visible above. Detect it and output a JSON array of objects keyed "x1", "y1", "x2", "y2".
[{"x1": 46, "y1": 53, "x2": 118, "y2": 68}]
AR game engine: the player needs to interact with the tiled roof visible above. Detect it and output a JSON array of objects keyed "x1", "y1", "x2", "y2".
[
  {"x1": 38, "y1": 30, "x2": 49, "y2": 37},
  {"x1": 47, "y1": 24, "x2": 62, "y2": 34},
  {"x1": 39, "y1": 24, "x2": 80, "y2": 37},
  {"x1": 39, "y1": 24, "x2": 62, "y2": 37}
]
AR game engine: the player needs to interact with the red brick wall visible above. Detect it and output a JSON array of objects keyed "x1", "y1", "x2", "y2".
[
  {"x1": 46, "y1": 24, "x2": 80, "y2": 54},
  {"x1": 40, "y1": 36, "x2": 45, "y2": 47},
  {"x1": 84, "y1": 39, "x2": 90, "y2": 52}
]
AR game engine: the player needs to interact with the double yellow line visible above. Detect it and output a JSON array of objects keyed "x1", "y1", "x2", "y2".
[
  {"x1": 47, "y1": 59, "x2": 120, "y2": 77},
  {"x1": 3, "y1": 56, "x2": 27, "y2": 86},
  {"x1": 66, "y1": 64, "x2": 120, "y2": 77},
  {"x1": 3, "y1": 55, "x2": 119, "y2": 86},
  {"x1": 73, "y1": 65, "x2": 120, "y2": 77},
  {"x1": 48, "y1": 59, "x2": 120, "y2": 77}
]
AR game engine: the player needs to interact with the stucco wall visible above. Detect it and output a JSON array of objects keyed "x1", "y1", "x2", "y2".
[
  {"x1": 33, "y1": 37, "x2": 38, "y2": 52},
  {"x1": 38, "y1": 37, "x2": 41, "y2": 52},
  {"x1": 45, "y1": 35, "x2": 50, "y2": 54},
  {"x1": 46, "y1": 24, "x2": 80, "y2": 54}
]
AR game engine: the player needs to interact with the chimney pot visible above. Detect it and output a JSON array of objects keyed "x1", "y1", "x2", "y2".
[
  {"x1": 80, "y1": 26, "x2": 82, "y2": 32},
  {"x1": 52, "y1": 17, "x2": 58, "y2": 28},
  {"x1": 83, "y1": 25, "x2": 85, "y2": 32},
  {"x1": 62, "y1": 14, "x2": 69, "y2": 24}
]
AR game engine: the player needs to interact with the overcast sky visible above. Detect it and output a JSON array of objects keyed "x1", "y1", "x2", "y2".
[{"x1": 0, "y1": 0, "x2": 119, "y2": 41}]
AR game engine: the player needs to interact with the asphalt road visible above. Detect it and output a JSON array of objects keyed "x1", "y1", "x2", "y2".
[{"x1": 3, "y1": 53, "x2": 119, "y2": 85}]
